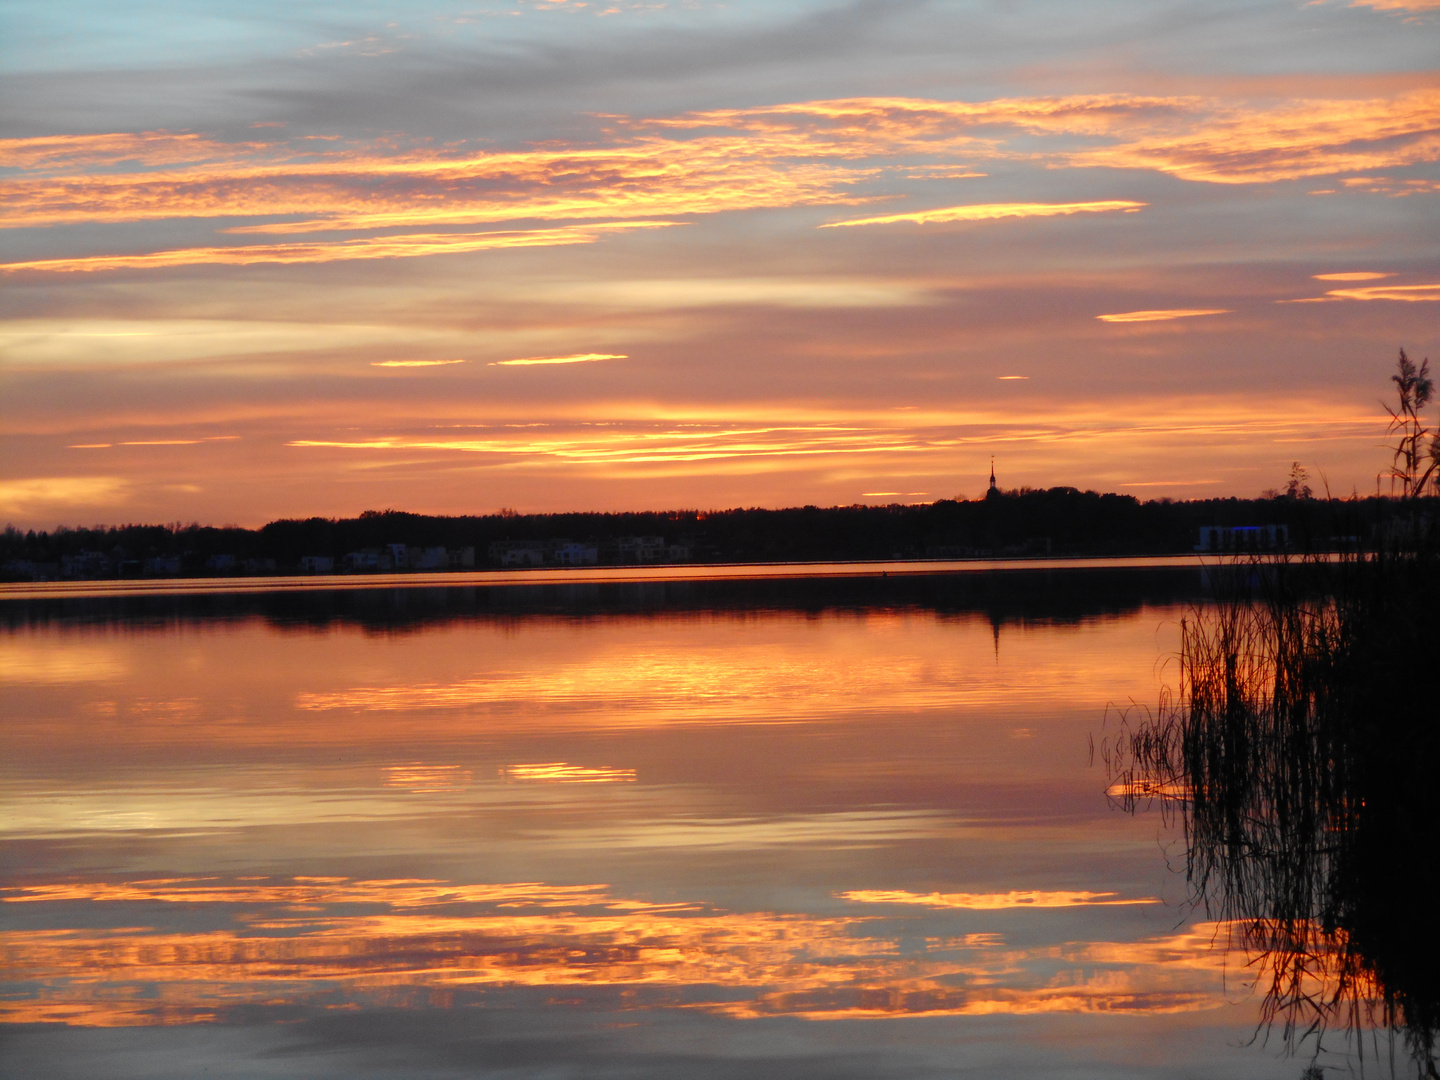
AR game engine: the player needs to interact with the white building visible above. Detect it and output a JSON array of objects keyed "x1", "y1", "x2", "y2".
[
  {"x1": 1196, "y1": 525, "x2": 1289, "y2": 552},
  {"x1": 554, "y1": 542, "x2": 598, "y2": 565},
  {"x1": 616, "y1": 536, "x2": 666, "y2": 563}
]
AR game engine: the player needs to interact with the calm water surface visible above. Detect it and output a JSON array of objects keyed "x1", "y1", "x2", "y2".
[{"x1": 2, "y1": 570, "x2": 1306, "y2": 1078}]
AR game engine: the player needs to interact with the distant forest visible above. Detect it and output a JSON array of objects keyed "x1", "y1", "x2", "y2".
[{"x1": 5, "y1": 488, "x2": 1433, "y2": 581}]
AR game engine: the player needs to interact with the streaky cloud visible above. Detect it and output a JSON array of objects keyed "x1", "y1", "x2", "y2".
[
  {"x1": 1323, "y1": 282, "x2": 1440, "y2": 301},
  {"x1": 0, "y1": 223, "x2": 674, "y2": 274},
  {"x1": 1096, "y1": 309, "x2": 1231, "y2": 323},
  {"x1": 492, "y1": 353, "x2": 628, "y2": 367},
  {"x1": 820, "y1": 200, "x2": 1145, "y2": 228},
  {"x1": 1348, "y1": 0, "x2": 1440, "y2": 10},
  {"x1": 1280, "y1": 282, "x2": 1440, "y2": 303},
  {"x1": 371, "y1": 359, "x2": 467, "y2": 367}
]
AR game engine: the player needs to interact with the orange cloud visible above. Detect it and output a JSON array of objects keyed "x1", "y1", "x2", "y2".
[
  {"x1": 0, "y1": 476, "x2": 130, "y2": 513},
  {"x1": 1323, "y1": 282, "x2": 1440, "y2": 300},
  {"x1": 820, "y1": 200, "x2": 1145, "y2": 227},
  {"x1": 286, "y1": 425, "x2": 935, "y2": 468},
  {"x1": 1349, "y1": 0, "x2": 1440, "y2": 10},
  {"x1": 1312, "y1": 271, "x2": 1392, "y2": 280},
  {"x1": 371, "y1": 359, "x2": 467, "y2": 367},
  {"x1": 3, "y1": 89, "x2": 1435, "y2": 276},
  {"x1": 663, "y1": 90, "x2": 1440, "y2": 185},
  {"x1": 267, "y1": 395, "x2": 1385, "y2": 490},
  {"x1": 492, "y1": 353, "x2": 628, "y2": 366},
  {"x1": 1338, "y1": 175, "x2": 1440, "y2": 195},
  {"x1": 1282, "y1": 281, "x2": 1440, "y2": 303},
  {"x1": 0, "y1": 222, "x2": 674, "y2": 273},
  {"x1": 0, "y1": 131, "x2": 270, "y2": 173},
  {"x1": 1068, "y1": 89, "x2": 1440, "y2": 182},
  {"x1": 0, "y1": 138, "x2": 868, "y2": 231},
  {"x1": 1096, "y1": 309, "x2": 1232, "y2": 323}
]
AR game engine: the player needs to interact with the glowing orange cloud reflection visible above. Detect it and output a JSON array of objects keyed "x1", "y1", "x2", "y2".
[
  {"x1": 0, "y1": 875, "x2": 1240, "y2": 1028},
  {"x1": 838, "y1": 889, "x2": 1159, "y2": 909},
  {"x1": 503, "y1": 763, "x2": 638, "y2": 783}
]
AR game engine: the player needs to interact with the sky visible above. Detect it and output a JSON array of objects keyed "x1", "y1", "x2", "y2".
[{"x1": 1, "y1": 0, "x2": 1437, "y2": 527}]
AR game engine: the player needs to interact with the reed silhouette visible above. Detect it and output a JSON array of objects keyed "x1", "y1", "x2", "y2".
[{"x1": 1105, "y1": 352, "x2": 1439, "y2": 1078}]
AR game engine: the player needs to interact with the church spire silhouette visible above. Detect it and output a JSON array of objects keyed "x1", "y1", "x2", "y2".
[{"x1": 986, "y1": 456, "x2": 1000, "y2": 500}]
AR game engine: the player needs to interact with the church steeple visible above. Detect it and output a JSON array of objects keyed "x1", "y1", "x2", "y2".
[{"x1": 986, "y1": 456, "x2": 1001, "y2": 500}]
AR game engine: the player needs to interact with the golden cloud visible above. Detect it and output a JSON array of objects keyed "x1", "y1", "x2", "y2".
[
  {"x1": 1281, "y1": 282, "x2": 1440, "y2": 303},
  {"x1": 1348, "y1": 0, "x2": 1440, "y2": 10},
  {"x1": 271, "y1": 395, "x2": 1387, "y2": 488},
  {"x1": 820, "y1": 200, "x2": 1145, "y2": 227},
  {"x1": 663, "y1": 90, "x2": 1440, "y2": 185},
  {"x1": 1323, "y1": 282, "x2": 1440, "y2": 301},
  {"x1": 1068, "y1": 89, "x2": 1440, "y2": 183},
  {"x1": 492, "y1": 353, "x2": 628, "y2": 366},
  {"x1": 0, "y1": 223, "x2": 675, "y2": 274},
  {"x1": 0, "y1": 131, "x2": 270, "y2": 173},
  {"x1": 2, "y1": 88, "x2": 1435, "y2": 273},
  {"x1": 372, "y1": 359, "x2": 468, "y2": 367},
  {"x1": 0, "y1": 476, "x2": 130, "y2": 513},
  {"x1": 1096, "y1": 309, "x2": 1232, "y2": 323}
]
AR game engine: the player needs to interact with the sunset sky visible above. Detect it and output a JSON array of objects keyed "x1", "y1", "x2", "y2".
[{"x1": 2, "y1": 0, "x2": 1437, "y2": 527}]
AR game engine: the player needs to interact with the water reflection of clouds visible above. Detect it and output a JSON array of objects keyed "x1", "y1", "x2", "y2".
[
  {"x1": 4, "y1": 613, "x2": 1168, "y2": 761},
  {"x1": 1, "y1": 601, "x2": 1218, "y2": 1069},
  {"x1": 1, "y1": 874, "x2": 1230, "y2": 1028},
  {"x1": 0, "y1": 641, "x2": 127, "y2": 682},
  {"x1": 0, "y1": 775, "x2": 960, "y2": 851},
  {"x1": 839, "y1": 889, "x2": 1159, "y2": 909},
  {"x1": 292, "y1": 632, "x2": 1142, "y2": 728}
]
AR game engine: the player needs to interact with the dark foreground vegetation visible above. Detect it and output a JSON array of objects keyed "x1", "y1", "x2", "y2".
[
  {"x1": 4, "y1": 490, "x2": 1434, "y2": 582},
  {"x1": 1105, "y1": 352, "x2": 1439, "y2": 1077}
]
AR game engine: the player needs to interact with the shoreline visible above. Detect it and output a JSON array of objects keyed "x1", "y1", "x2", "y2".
[{"x1": 0, "y1": 552, "x2": 1299, "y2": 601}]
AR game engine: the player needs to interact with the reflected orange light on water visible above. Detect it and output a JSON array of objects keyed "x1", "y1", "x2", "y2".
[
  {"x1": 286, "y1": 616, "x2": 1151, "y2": 733},
  {"x1": 504, "y1": 763, "x2": 638, "y2": 783},
  {"x1": 838, "y1": 889, "x2": 1160, "y2": 909},
  {"x1": 0, "y1": 605, "x2": 1241, "y2": 1043},
  {"x1": 0, "y1": 875, "x2": 1234, "y2": 1028},
  {"x1": 2, "y1": 610, "x2": 1173, "y2": 772},
  {"x1": 4, "y1": 878, "x2": 616, "y2": 909}
]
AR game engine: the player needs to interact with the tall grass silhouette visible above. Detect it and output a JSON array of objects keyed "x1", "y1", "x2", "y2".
[{"x1": 1105, "y1": 352, "x2": 1438, "y2": 1077}]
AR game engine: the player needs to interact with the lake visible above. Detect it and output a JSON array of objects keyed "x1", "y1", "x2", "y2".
[{"x1": 1, "y1": 566, "x2": 1313, "y2": 1078}]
